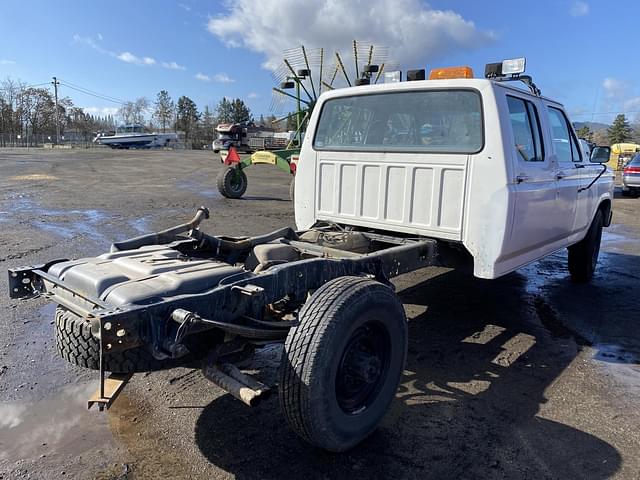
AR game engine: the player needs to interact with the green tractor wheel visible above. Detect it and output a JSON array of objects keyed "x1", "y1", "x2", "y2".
[{"x1": 217, "y1": 166, "x2": 248, "y2": 199}]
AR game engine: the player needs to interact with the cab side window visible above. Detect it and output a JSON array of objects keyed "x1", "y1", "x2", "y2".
[
  {"x1": 507, "y1": 96, "x2": 544, "y2": 162},
  {"x1": 548, "y1": 107, "x2": 582, "y2": 163}
]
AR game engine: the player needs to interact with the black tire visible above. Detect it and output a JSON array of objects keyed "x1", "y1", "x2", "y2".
[
  {"x1": 217, "y1": 166, "x2": 248, "y2": 199},
  {"x1": 279, "y1": 276, "x2": 407, "y2": 452},
  {"x1": 289, "y1": 177, "x2": 295, "y2": 202},
  {"x1": 568, "y1": 209, "x2": 604, "y2": 282},
  {"x1": 55, "y1": 307, "x2": 183, "y2": 373}
]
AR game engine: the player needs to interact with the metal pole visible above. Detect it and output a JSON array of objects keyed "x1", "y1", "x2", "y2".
[
  {"x1": 52, "y1": 77, "x2": 60, "y2": 145},
  {"x1": 296, "y1": 80, "x2": 301, "y2": 146}
]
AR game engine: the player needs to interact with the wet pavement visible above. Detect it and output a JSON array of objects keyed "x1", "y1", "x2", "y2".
[{"x1": 0, "y1": 148, "x2": 639, "y2": 479}]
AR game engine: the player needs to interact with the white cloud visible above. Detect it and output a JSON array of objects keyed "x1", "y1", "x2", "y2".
[
  {"x1": 1, "y1": 59, "x2": 16, "y2": 65},
  {"x1": 213, "y1": 73, "x2": 234, "y2": 83},
  {"x1": 117, "y1": 51, "x2": 156, "y2": 65},
  {"x1": 247, "y1": 92, "x2": 259, "y2": 98},
  {"x1": 178, "y1": 2, "x2": 191, "y2": 11},
  {"x1": 195, "y1": 72, "x2": 235, "y2": 83},
  {"x1": 598, "y1": 78, "x2": 640, "y2": 121},
  {"x1": 73, "y1": 34, "x2": 110, "y2": 55},
  {"x1": 82, "y1": 106, "x2": 119, "y2": 116},
  {"x1": 602, "y1": 78, "x2": 628, "y2": 99},
  {"x1": 97, "y1": 33, "x2": 103, "y2": 41},
  {"x1": 570, "y1": 1, "x2": 589, "y2": 17},
  {"x1": 207, "y1": 0, "x2": 495, "y2": 70},
  {"x1": 622, "y1": 97, "x2": 640, "y2": 119},
  {"x1": 74, "y1": 34, "x2": 183, "y2": 70},
  {"x1": 161, "y1": 61, "x2": 186, "y2": 70}
]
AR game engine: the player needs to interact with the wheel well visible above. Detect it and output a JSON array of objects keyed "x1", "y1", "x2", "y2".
[{"x1": 598, "y1": 199, "x2": 612, "y2": 227}]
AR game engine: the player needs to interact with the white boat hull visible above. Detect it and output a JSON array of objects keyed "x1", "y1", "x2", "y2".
[{"x1": 96, "y1": 133, "x2": 178, "y2": 149}]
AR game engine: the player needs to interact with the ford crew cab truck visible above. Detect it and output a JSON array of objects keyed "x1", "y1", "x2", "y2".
[{"x1": 9, "y1": 59, "x2": 614, "y2": 452}]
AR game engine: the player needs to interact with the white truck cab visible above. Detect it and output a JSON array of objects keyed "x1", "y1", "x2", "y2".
[{"x1": 295, "y1": 60, "x2": 614, "y2": 279}]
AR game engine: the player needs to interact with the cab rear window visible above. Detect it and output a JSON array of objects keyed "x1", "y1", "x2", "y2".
[{"x1": 313, "y1": 90, "x2": 483, "y2": 154}]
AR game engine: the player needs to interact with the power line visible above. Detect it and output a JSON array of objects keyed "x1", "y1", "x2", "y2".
[
  {"x1": 58, "y1": 79, "x2": 126, "y2": 104},
  {"x1": 58, "y1": 81, "x2": 125, "y2": 105},
  {"x1": 25, "y1": 82, "x2": 52, "y2": 88}
]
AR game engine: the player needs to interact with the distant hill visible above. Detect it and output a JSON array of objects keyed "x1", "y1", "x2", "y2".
[{"x1": 573, "y1": 121, "x2": 609, "y2": 132}]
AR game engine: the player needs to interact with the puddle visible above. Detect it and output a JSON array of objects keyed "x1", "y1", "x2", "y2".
[
  {"x1": 176, "y1": 178, "x2": 221, "y2": 199},
  {"x1": 593, "y1": 343, "x2": 640, "y2": 365},
  {"x1": 0, "y1": 381, "x2": 114, "y2": 463},
  {"x1": 129, "y1": 217, "x2": 150, "y2": 234},
  {"x1": 4, "y1": 197, "x2": 110, "y2": 245}
]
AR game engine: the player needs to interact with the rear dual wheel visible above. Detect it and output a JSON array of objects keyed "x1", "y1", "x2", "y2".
[{"x1": 279, "y1": 276, "x2": 407, "y2": 452}]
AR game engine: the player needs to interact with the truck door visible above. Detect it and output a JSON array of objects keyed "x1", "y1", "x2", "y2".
[
  {"x1": 506, "y1": 94, "x2": 558, "y2": 263},
  {"x1": 545, "y1": 106, "x2": 581, "y2": 236}
]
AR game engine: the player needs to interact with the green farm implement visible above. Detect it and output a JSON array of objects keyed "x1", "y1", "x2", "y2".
[{"x1": 216, "y1": 41, "x2": 396, "y2": 200}]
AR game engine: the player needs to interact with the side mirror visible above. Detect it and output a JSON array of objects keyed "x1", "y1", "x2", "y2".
[{"x1": 590, "y1": 146, "x2": 610, "y2": 163}]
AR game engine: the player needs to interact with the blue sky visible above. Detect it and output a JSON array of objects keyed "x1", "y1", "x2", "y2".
[{"x1": 0, "y1": 0, "x2": 637, "y2": 124}]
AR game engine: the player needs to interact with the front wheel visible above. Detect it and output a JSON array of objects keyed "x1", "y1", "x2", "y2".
[
  {"x1": 568, "y1": 209, "x2": 604, "y2": 282},
  {"x1": 279, "y1": 276, "x2": 407, "y2": 452},
  {"x1": 217, "y1": 166, "x2": 248, "y2": 199}
]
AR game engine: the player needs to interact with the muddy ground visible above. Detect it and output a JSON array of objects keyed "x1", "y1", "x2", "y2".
[{"x1": 0, "y1": 148, "x2": 638, "y2": 479}]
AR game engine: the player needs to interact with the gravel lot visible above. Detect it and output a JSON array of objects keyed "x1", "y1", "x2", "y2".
[{"x1": 0, "y1": 148, "x2": 639, "y2": 479}]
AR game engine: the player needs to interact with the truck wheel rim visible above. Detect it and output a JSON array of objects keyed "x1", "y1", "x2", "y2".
[{"x1": 335, "y1": 320, "x2": 391, "y2": 415}]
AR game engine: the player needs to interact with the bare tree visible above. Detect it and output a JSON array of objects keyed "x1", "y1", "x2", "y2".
[{"x1": 118, "y1": 97, "x2": 149, "y2": 125}]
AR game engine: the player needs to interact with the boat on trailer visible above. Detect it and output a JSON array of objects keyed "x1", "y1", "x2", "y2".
[{"x1": 94, "y1": 124, "x2": 178, "y2": 149}]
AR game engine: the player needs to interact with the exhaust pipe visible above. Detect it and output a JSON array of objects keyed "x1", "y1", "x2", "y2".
[
  {"x1": 110, "y1": 206, "x2": 210, "y2": 252},
  {"x1": 202, "y1": 362, "x2": 271, "y2": 407}
]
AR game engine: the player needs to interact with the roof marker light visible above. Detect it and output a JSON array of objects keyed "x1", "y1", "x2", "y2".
[{"x1": 428, "y1": 66, "x2": 474, "y2": 80}]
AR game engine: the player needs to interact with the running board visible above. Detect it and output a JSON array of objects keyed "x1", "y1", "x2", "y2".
[{"x1": 88, "y1": 373, "x2": 133, "y2": 411}]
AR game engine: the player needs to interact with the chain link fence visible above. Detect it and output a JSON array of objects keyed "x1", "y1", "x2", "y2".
[
  {"x1": 0, "y1": 132, "x2": 101, "y2": 148},
  {"x1": 0, "y1": 132, "x2": 190, "y2": 149}
]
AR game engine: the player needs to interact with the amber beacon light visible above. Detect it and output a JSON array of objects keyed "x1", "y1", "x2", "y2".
[{"x1": 428, "y1": 66, "x2": 474, "y2": 80}]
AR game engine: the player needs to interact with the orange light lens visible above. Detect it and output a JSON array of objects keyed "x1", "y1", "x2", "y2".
[{"x1": 428, "y1": 66, "x2": 474, "y2": 80}]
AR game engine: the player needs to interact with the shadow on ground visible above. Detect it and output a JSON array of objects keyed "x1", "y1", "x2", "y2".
[{"x1": 193, "y1": 256, "x2": 633, "y2": 479}]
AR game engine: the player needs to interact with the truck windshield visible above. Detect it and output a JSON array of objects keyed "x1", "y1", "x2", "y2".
[{"x1": 313, "y1": 89, "x2": 483, "y2": 153}]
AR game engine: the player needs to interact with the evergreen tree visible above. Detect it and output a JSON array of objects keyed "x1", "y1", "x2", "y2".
[
  {"x1": 576, "y1": 125, "x2": 593, "y2": 142},
  {"x1": 230, "y1": 98, "x2": 252, "y2": 123},
  {"x1": 215, "y1": 97, "x2": 252, "y2": 124},
  {"x1": 176, "y1": 96, "x2": 199, "y2": 145},
  {"x1": 286, "y1": 111, "x2": 298, "y2": 131},
  {"x1": 215, "y1": 97, "x2": 234, "y2": 123},
  {"x1": 153, "y1": 90, "x2": 174, "y2": 132},
  {"x1": 608, "y1": 114, "x2": 632, "y2": 144}
]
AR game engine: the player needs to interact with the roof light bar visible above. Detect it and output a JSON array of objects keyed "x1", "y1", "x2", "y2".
[
  {"x1": 384, "y1": 71, "x2": 402, "y2": 83},
  {"x1": 502, "y1": 57, "x2": 526, "y2": 75},
  {"x1": 484, "y1": 57, "x2": 540, "y2": 96},
  {"x1": 485, "y1": 57, "x2": 526, "y2": 78},
  {"x1": 428, "y1": 66, "x2": 474, "y2": 80},
  {"x1": 406, "y1": 69, "x2": 426, "y2": 81}
]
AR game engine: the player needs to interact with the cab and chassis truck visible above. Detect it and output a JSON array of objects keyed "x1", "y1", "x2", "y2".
[{"x1": 9, "y1": 60, "x2": 614, "y2": 452}]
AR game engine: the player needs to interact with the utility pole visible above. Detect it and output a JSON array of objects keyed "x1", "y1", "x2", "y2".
[{"x1": 52, "y1": 76, "x2": 60, "y2": 144}]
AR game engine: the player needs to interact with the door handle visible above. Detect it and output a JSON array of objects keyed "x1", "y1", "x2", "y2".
[
  {"x1": 516, "y1": 175, "x2": 530, "y2": 183},
  {"x1": 556, "y1": 172, "x2": 566, "y2": 180}
]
